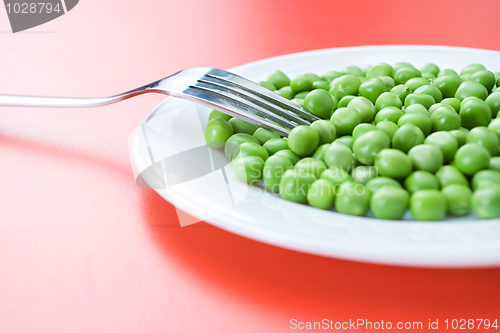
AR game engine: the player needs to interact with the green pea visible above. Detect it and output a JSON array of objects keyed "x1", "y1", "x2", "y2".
[
  {"x1": 352, "y1": 166, "x2": 378, "y2": 184},
  {"x1": 352, "y1": 123, "x2": 375, "y2": 142},
  {"x1": 288, "y1": 125, "x2": 319, "y2": 157},
  {"x1": 374, "y1": 149, "x2": 413, "y2": 179},
  {"x1": 408, "y1": 144, "x2": 443, "y2": 173},
  {"x1": 394, "y1": 67, "x2": 422, "y2": 85},
  {"x1": 234, "y1": 142, "x2": 269, "y2": 162},
  {"x1": 365, "y1": 177, "x2": 402, "y2": 193},
  {"x1": 488, "y1": 118, "x2": 500, "y2": 140},
  {"x1": 449, "y1": 128, "x2": 469, "y2": 147},
  {"x1": 324, "y1": 144, "x2": 355, "y2": 170},
  {"x1": 321, "y1": 71, "x2": 343, "y2": 83},
  {"x1": 461, "y1": 64, "x2": 486, "y2": 75},
  {"x1": 330, "y1": 74, "x2": 361, "y2": 99},
  {"x1": 404, "y1": 93, "x2": 435, "y2": 109},
  {"x1": 454, "y1": 143, "x2": 491, "y2": 176},
  {"x1": 225, "y1": 133, "x2": 260, "y2": 160},
  {"x1": 370, "y1": 186, "x2": 410, "y2": 220},
  {"x1": 232, "y1": 155, "x2": 265, "y2": 184},
  {"x1": 470, "y1": 70, "x2": 496, "y2": 92},
  {"x1": 267, "y1": 70, "x2": 291, "y2": 89},
  {"x1": 436, "y1": 165, "x2": 469, "y2": 188},
  {"x1": 276, "y1": 86, "x2": 293, "y2": 101},
  {"x1": 291, "y1": 98, "x2": 305, "y2": 107},
  {"x1": 342, "y1": 65, "x2": 365, "y2": 77},
  {"x1": 312, "y1": 80, "x2": 331, "y2": 91},
  {"x1": 438, "y1": 69, "x2": 460, "y2": 77},
  {"x1": 430, "y1": 105, "x2": 461, "y2": 132},
  {"x1": 421, "y1": 63, "x2": 440, "y2": 77},
  {"x1": 253, "y1": 127, "x2": 280, "y2": 145},
  {"x1": 304, "y1": 73, "x2": 321, "y2": 81},
  {"x1": 310, "y1": 120, "x2": 337, "y2": 146},
  {"x1": 330, "y1": 107, "x2": 361, "y2": 136},
  {"x1": 353, "y1": 129, "x2": 391, "y2": 165},
  {"x1": 459, "y1": 97, "x2": 492, "y2": 129},
  {"x1": 307, "y1": 179, "x2": 336, "y2": 209},
  {"x1": 392, "y1": 123, "x2": 425, "y2": 153},
  {"x1": 337, "y1": 95, "x2": 357, "y2": 108},
  {"x1": 204, "y1": 118, "x2": 234, "y2": 149},
  {"x1": 290, "y1": 74, "x2": 314, "y2": 93},
  {"x1": 333, "y1": 136, "x2": 354, "y2": 150},
  {"x1": 405, "y1": 104, "x2": 429, "y2": 115},
  {"x1": 489, "y1": 156, "x2": 500, "y2": 172},
  {"x1": 321, "y1": 166, "x2": 353, "y2": 185},
  {"x1": 404, "y1": 170, "x2": 440, "y2": 194},
  {"x1": 398, "y1": 112, "x2": 432, "y2": 136},
  {"x1": 335, "y1": 181, "x2": 371, "y2": 216},
  {"x1": 466, "y1": 126, "x2": 500, "y2": 156},
  {"x1": 472, "y1": 169, "x2": 500, "y2": 190},
  {"x1": 379, "y1": 76, "x2": 396, "y2": 91},
  {"x1": 485, "y1": 91, "x2": 500, "y2": 115},
  {"x1": 366, "y1": 63, "x2": 393, "y2": 78},
  {"x1": 259, "y1": 81, "x2": 277, "y2": 91},
  {"x1": 228, "y1": 118, "x2": 259, "y2": 135},
  {"x1": 295, "y1": 157, "x2": 327, "y2": 178},
  {"x1": 390, "y1": 84, "x2": 411, "y2": 103},
  {"x1": 425, "y1": 131, "x2": 458, "y2": 163},
  {"x1": 471, "y1": 184, "x2": 500, "y2": 218},
  {"x1": 414, "y1": 84, "x2": 443, "y2": 102},
  {"x1": 422, "y1": 72, "x2": 436, "y2": 80},
  {"x1": 347, "y1": 96, "x2": 376, "y2": 123},
  {"x1": 455, "y1": 81, "x2": 488, "y2": 101},
  {"x1": 375, "y1": 92, "x2": 402, "y2": 111},
  {"x1": 208, "y1": 109, "x2": 232, "y2": 121},
  {"x1": 275, "y1": 149, "x2": 301, "y2": 165},
  {"x1": 294, "y1": 91, "x2": 310, "y2": 99},
  {"x1": 405, "y1": 77, "x2": 430, "y2": 91},
  {"x1": 263, "y1": 138, "x2": 289, "y2": 156},
  {"x1": 393, "y1": 62, "x2": 414, "y2": 72},
  {"x1": 376, "y1": 121, "x2": 399, "y2": 140},
  {"x1": 279, "y1": 169, "x2": 317, "y2": 203},
  {"x1": 433, "y1": 75, "x2": 463, "y2": 98},
  {"x1": 410, "y1": 189, "x2": 447, "y2": 221},
  {"x1": 312, "y1": 143, "x2": 331, "y2": 161},
  {"x1": 304, "y1": 89, "x2": 335, "y2": 118},
  {"x1": 441, "y1": 97, "x2": 461, "y2": 112},
  {"x1": 263, "y1": 155, "x2": 294, "y2": 193},
  {"x1": 359, "y1": 78, "x2": 387, "y2": 104},
  {"x1": 374, "y1": 106, "x2": 404, "y2": 124},
  {"x1": 442, "y1": 184, "x2": 472, "y2": 216}
]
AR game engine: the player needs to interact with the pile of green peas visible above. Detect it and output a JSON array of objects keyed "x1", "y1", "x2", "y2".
[{"x1": 203, "y1": 62, "x2": 500, "y2": 221}]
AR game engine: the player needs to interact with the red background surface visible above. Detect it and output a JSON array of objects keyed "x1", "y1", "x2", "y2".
[{"x1": 1, "y1": 0, "x2": 500, "y2": 332}]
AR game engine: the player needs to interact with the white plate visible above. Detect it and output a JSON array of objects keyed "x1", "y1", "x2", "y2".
[{"x1": 132, "y1": 45, "x2": 500, "y2": 268}]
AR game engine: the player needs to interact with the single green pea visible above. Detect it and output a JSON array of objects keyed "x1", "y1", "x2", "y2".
[
  {"x1": 435, "y1": 165, "x2": 469, "y2": 188},
  {"x1": 295, "y1": 157, "x2": 327, "y2": 179},
  {"x1": 312, "y1": 143, "x2": 331, "y2": 161},
  {"x1": 470, "y1": 70, "x2": 496, "y2": 92},
  {"x1": 421, "y1": 72, "x2": 436, "y2": 80},
  {"x1": 438, "y1": 69, "x2": 460, "y2": 77},
  {"x1": 391, "y1": 84, "x2": 411, "y2": 103},
  {"x1": 405, "y1": 104, "x2": 429, "y2": 115},
  {"x1": 263, "y1": 155, "x2": 294, "y2": 193},
  {"x1": 335, "y1": 181, "x2": 371, "y2": 216},
  {"x1": 253, "y1": 127, "x2": 280, "y2": 145},
  {"x1": 374, "y1": 149, "x2": 413, "y2": 179},
  {"x1": 353, "y1": 129, "x2": 391, "y2": 165},
  {"x1": 410, "y1": 189, "x2": 447, "y2": 221},
  {"x1": 379, "y1": 76, "x2": 396, "y2": 91},
  {"x1": 404, "y1": 170, "x2": 440, "y2": 194},
  {"x1": 208, "y1": 109, "x2": 232, "y2": 121},
  {"x1": 294, "y1": 91, "x2": 310, "y2": 99},
  {"x1": 342, "y1": 65, "x2": 365, "y2": 77},
  {"x1": 348, "y1": 96, "x2": 376, "y2": 123},
  {"x1": 455, "y1": 81, "x2": 489, "y2": 101},
  {"x1": 430, "y1": 105, "x2": 462, "y2": 132},
  {"x1": 454, "y1": 143, "x2": 491, "y2": 176},
  {"x1": 310, "y1": 120, "x2": 337, "y2": 145},
  {"x1": 425, "y1": 131, "x2": 459, "y2": 163},
  {"x1": 337, "y1": 95, "x2": 357, "y2": 108},
  {"x1": 376, "y1": 121, "x2": 399, "y2": 140},
  {"x1": 405, "y1": 77, "x2": 430, "y2": 91},
  {"x1": 275, "y1": 149, "x2": 301, "y2": 165},
  {"x1": 291, "y1": 98, "x2": 305, "y2": 108},
  {"x1": 408, "y1": 144, "x2": 444, "y2": 173},
  {"x1": 225, "y1": 133, "x2": 260, "y2": 160},
  {"x1": 290, "y1": 74, "x2": 314, "y2": 93},
  {"x1": 370, "y1": 186, "x2": 409, "y2": 220},
  {"x1": 420, "y1": 63, "x2": 440, "y2": 77},
  {"x1": 279, "y1": 169, "x2": 317, "y2": 203},
  {"x1": 333, "y1": 136, "x2": 354, "y2": 150},
  {"x1": 449, "y1": 128, "x2": 469, "y2": 147},
  {"x1": 375, "y1": 92, "x2": 402, "y2": 111},
  {"x1": 471, "y1": 169, "x2": 500, "y2": 191},
  {"x1": 263, "y1": 138, "x2": 289, "y2": 156},
  {"x1": 460, "y1": 97, "x2": 492, "y2": 129},
  {"x1": 359, "y1": 78, "x2": 387, "y2": 104},
  {"x1": 234, "y1": 142, "x2": 269, "y2": 162},
  {"x1": 398, "y1": 112, "x2": 432, "y2": 136},
  {"x1": 365, "y1": 177, "x2": 402, "y2": 193},
  {"x1": 204, "y1": 118, "x2": 234, "y2": 149},
  {"x1": 404, "y1": 93, "x2": 435, "y2": 109},
  {"x1": 352, "y1": 166, "x2": 379, "y2": 184},
  {"x1": 228, "y1": 118, "x2": 259, "y2": 135},
  {"x1": 307, "y1": 179, "x2": 336, "y2": 209},
  {"x1": 488, "y1": 118, "x2": 500, "y2": 140},
  {"x1": 330, "y1": 107, "x2": 361, "y2": 136},
  {"x1": 321, "y1": 71, "x2": 343, "y2": 83},
  {"x1": 275, "y1": 86, "x2": 293, "y2": 100},
  {"x1": 352, "y1": 123, "x2": 375, "y2": 142},
  {"x1": 366, "y1": 63, "x2": 393, "y2": 78},
  {"x1": 304, "y1": 89, "x2": 335, "y2": 118},
  {"x1": 433, "y1": 75, "x2": 463, "y2": 98},
  {"x1": 414, "y1": 84, "x2": 443, "y2": 102},
  {"x1": 392, "y1": 123, "x2": 425, "y2": 153},
  {"x1": 393, "y1": 62, "x2": 414, "y2": 72},
  {"x1": 442, "y1": 184, "x2": 472, "y2": 216},
  {"x1": 471, "y1": 184, "x2": 500, "y2": 218},
  {"x1": 441, "y1": 97, "x2": 461, "y2": 112},
  {"x1": 321, "y1": 166, "x2": 353, "y2": 185},
  {"x1": 489, "y1": 156, "x2": 500, "y2": 172},
  {"x1": 394, "y1": 67, "x2": 422, "y2": 85},
  {"x1": 232, "y1": 155, "x2": 265, "y2": 184},
  {"x1": 288, "y1": 125, "x2": 319, "y2": 157},
  {"x1": 259, "y1": 81, "x2": 277, "y2": 91},
  {"x1": 374, "y1": 106, "x2": 404, "y2": 124},
  {"x1": 267, "y1": 70, "x2": 291, "y2": 89},
  {"x1": 466, "y1": 126, "x2": 500, "y2": 156},
  {"x1": 330, "y1": 74, "x2": 361, "y2": 99},
  {"x1": 485, "y1": 91, "x2": 500, "y2": 115},
  {"x1": 461, "y1": 64, "x2": 486, "y2": 75},
  {"x1": 312, "y1": 80, "x2": 331, "y2": 91},
  {"x1": 324, "y1": 144, "x2": 355, "y2": 171}
]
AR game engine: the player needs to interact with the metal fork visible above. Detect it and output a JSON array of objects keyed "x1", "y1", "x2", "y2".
[{"x1": 0, "y1": 67, "x2": 320, "y2": 136}]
